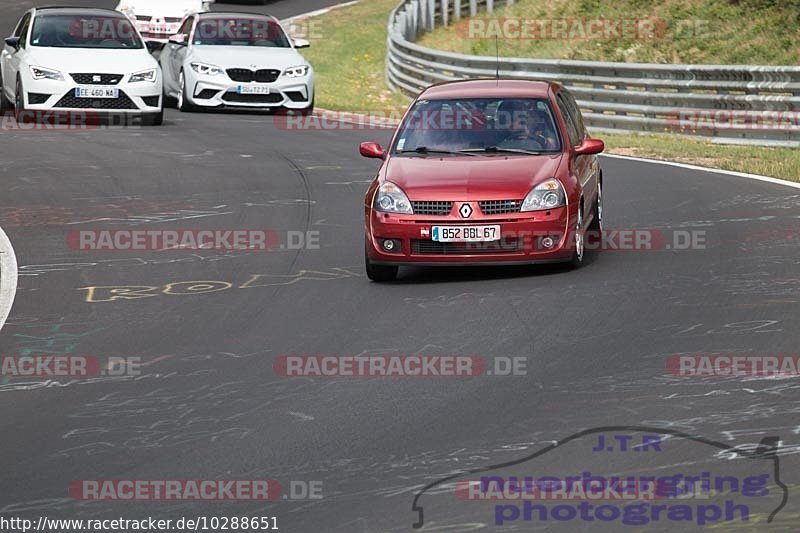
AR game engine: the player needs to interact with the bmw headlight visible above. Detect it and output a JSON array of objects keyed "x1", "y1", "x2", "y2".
[
  {"x1": 521, "y1": 178, "x2": 566, "y2": 211},
  {"x1": 190, "y1": 62, "x2": 223, "y2": 76},
  {"x1": 283, "y1": 65, "x2": 309, "y2": 78},
  {"x1": 30, "y1": 66, "x2": 63, "y2": 81},
  {"x1": 374, "y1": 182, "x2": 413, "y2": 214},
  {"x1": 129, "y1": 69, "x2": 157, "y2": 83}
]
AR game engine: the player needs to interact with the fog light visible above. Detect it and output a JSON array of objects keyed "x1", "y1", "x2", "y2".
[
  {"x1": 382, "y1": 239, "x2": 399, "y2": 252},
  {"x1": 541, "y1": 237, "x2": 555, "y2": 249}
]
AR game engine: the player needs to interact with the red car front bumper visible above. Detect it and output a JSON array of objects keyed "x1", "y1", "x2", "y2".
[{"x1": 365, "y1": 205, "x2": 574, "y2": 266}]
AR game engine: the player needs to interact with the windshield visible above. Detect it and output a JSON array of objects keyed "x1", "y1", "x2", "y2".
[
  {"x1": 31, "y1": 14, "x2": 143, "y2": 49},
  {"x1": 192, "y1": 17, "x2": 292, "y2": 47},
  {"x1": 392, "y1": 97, "x2": 562, "y2": 156}
]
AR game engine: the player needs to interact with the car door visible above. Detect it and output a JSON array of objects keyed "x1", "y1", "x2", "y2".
[
  {"x1": 165, "y1": 16, "x2": 194, "y2": 92},
  {"x1": 1, "y1": 12, "x2": 31, "y2": 100},
  {"x1": 556, "y1": 91, "x2": 595, "y2": 222},
  {"x1": 562, "y1": 89, "x2": 599, "y2": 212}
]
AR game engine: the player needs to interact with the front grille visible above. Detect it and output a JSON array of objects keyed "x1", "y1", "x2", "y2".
[
  {"x1": 226, "y1": 68, "x2": 280, "y2": 83},
  {"x1": 71, "y1": 73, "x2": 123, "y2": 85},
  {"x1": 412, "y1": 239, "x2": 524, "y2": 255},
  {"x1": 136, "y1": 16, "x2": 181, "y2": 23},
  {"x1": 479, "y1": 199, "x2": 522, "y2": 215},
  {"x1": 195, "y1": 89, "x2": 218, "y2": 100},
  {"x1": 411, "y1": 201, "x2": 452, "y2": 216},
  {"x1": 27, "y1": 93, "x2": 50, "y2": 105},
  {"x1": 55, "y1": 90, "x2": 137, "y2": 110},
  {"x1": 141, "y1": 95, "x2": 160, "y2": 107},
  {"x1": 222, "y1": 91, "x2": 283, "y2": 104}
]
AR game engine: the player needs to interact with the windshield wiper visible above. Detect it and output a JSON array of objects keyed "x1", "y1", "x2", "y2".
[
  {"x1": 401, "y1": 146, "x2": 477, "y2": 156},
  {"x1": 460, "y1": 147, "x2": 543, "y2": 155}
]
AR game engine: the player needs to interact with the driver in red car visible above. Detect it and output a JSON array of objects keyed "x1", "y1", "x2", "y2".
[{"x1": 497, "y1": 101, "x2": 558, "y2": 151}]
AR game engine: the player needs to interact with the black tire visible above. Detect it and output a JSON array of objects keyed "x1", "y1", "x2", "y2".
[
  {"x1": 568, "y1": 205, "x2": 585, "y2": 269},
  {"x1": 142, "y1": 108, "x2": 164, "y2": 126},
  {"x1": 177, "y1": 71, "x2": 195, "y2": 112},
  {"x1": 0, "y1": 69, "x2": 10, "y2": 112},
  {"x1": 365, "y1": 244, "x2": 398, "y2": 282},
  {"x1": 14, "y1": 77, "x2": 29, "y2": 123},
  {"x1": 588, "y1": 179, "x2": 602, "y2": 232}
]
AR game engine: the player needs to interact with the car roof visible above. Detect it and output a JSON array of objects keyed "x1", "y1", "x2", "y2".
[
  {"x1": 196, "y1": 12, "x2": 278, "y2": 21},
  {"x1": 419, "y1": 79, "x2": 561, "y2": 100},
  {"x1": 33, "y1": 7, "x2": 128, "y2": 17}
]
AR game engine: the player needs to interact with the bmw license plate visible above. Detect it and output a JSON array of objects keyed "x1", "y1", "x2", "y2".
[
  {"x1": 237, "y1": 86, "x2": 271, "y2": 95},
  {"x1": 75, "y1": 87, "x2": 118, "y2": 99},
  {"x1": 432, "y1": 225, "x2": 500, "y2": 242}
]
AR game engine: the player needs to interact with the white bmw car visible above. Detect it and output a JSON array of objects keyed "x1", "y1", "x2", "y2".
[
  {"x1": 0, "y1": 7, "x2": 164, "y2": 125},
  {"x1": 160, "y1": 12, "x2": 314, "y2": 114},
  {"x1": 116, "y1": 0, "x2": 214, "y2": 43}
]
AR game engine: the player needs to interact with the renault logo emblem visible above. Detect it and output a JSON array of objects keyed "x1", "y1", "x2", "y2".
[{"x1": 459, "y1": 203, "x2": 473, "y2": 218}]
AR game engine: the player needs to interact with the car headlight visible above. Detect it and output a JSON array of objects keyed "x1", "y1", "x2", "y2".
[
  {"x1": 129, "y1": 69, "x2": 157, "y2": 83},
  {"x1": 374, "y1": 182, "x2": 413, "y2": 214},
  {"x1": 30, "y1": 66, "x2": 63, "y2": 81},
  {"x1": 190, "y1": 62, "x2": 223, "y2": 76},
  {"x1": 521, "y1": 178, "x2": 567, "y2": 211},
  {"x1": 283, "y1": 65, "x2": 309, "y2": 78}
]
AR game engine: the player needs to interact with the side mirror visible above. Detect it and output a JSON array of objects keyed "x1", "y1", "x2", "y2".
[
  {"x1": 292, "y1": 38, "x2": 310, "y2": 49},
  {"x1": 168, "y1": 33, "x2": 187, "y2": 46},
  {"x1": 360, "y1": 141, "x2": 385, "y2": 159},
  {"x1": 574, "y1": 138, "x2": 604, "y2": 155},
  {"x1": 4, "y1": 36, "x2": 20, "y2": 49},
  {"x1": 145, "y1": 40, "x2": 163, "y2": 53}
]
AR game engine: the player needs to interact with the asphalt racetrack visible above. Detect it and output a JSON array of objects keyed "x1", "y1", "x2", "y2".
[{"x1": 0, "y1": 1, "x2": 798, "y2": 531}]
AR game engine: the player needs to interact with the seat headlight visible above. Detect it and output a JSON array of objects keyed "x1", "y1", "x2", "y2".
[
  {"x1": 30, "y1": 66, "x2": 63, "y2": 81},
  {"x1": 283, "y1": 65, "x2": 309, "y2": 78},
  {"x1": 521, "y1": 178, "x2": 567, "y2": 211},
  {"x1": 129, "y1": 69, "x2": 157, "y2": 83},
  {"x1": 374, "y1": 182, "x2": 413, "y2": 214}
]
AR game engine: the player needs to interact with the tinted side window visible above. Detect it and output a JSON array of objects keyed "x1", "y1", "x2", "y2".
[
  {"x1": 562, "y1": 90, "x2": 587, "y2": 139},
  {"x1": 556, "y1": 94, "x2": 580, "y2": 147},
  {"x1": 16, "y1": 13, "x2": 31, "y2": 47}
]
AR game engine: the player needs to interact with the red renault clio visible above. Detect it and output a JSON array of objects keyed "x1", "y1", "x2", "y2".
[{"x1": 361, "y1": 79, "x2": 604, "y2": 281}]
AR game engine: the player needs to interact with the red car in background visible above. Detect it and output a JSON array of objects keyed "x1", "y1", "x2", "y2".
[{"x1": 361, "y1": 79, "x2": 605, "y2": 281}]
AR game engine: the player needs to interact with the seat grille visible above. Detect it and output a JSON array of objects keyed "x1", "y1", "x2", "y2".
[
  {"x1": 71, "y1": 73, "x2": 123, "y2": 85},
  {"x1": 55, "y1": 90, "x2": 137, "y2": 110}
]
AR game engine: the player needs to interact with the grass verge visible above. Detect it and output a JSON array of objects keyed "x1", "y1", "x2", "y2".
[{"x1": 297, "y1": 1, "x2": 800, "y2": 183}]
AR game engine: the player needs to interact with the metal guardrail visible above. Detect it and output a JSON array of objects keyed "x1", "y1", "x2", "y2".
[{"x1": 386, "y1": 0, "x2": 800, "y2": 146}]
